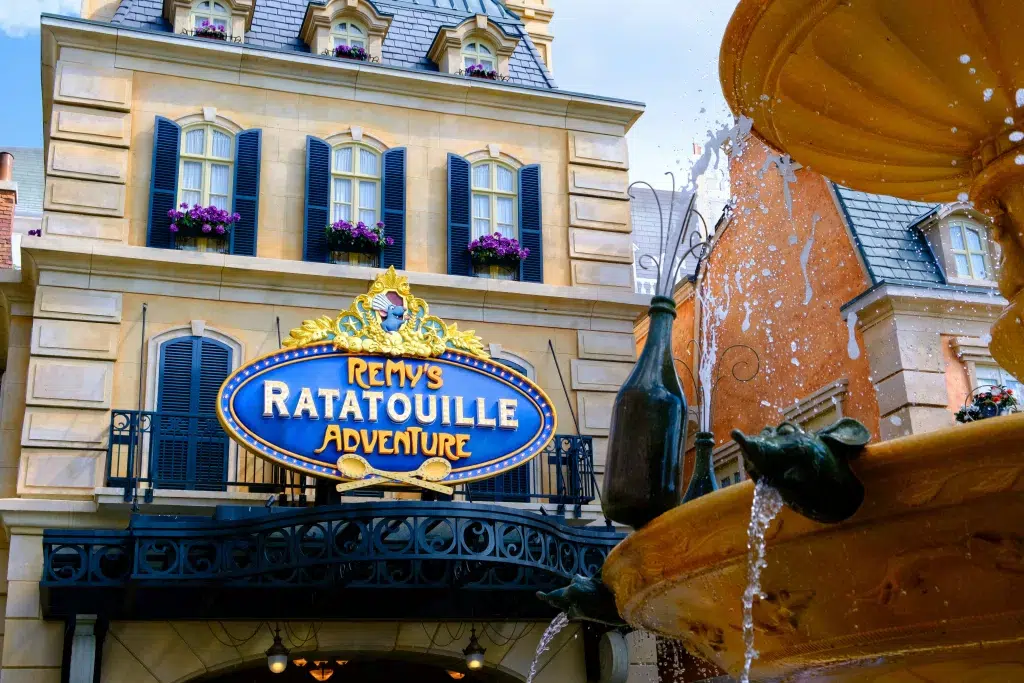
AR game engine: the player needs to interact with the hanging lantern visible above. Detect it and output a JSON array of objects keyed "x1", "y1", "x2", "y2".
[
  {"x1": 463, "y1": 627, "x2": 486, "y2": 670},
  {"x1": 265, "y1": 629, "x2": 289, "y2": 674}
]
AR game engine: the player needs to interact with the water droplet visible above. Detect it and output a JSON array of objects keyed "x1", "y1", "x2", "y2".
[
  {"x1": 889, "y1": 415, "x2": 903, "y2": 426},
  {"x1": 1011, "y1": 132, "x2": 1024, "y2": 142},
  {"x1": 983, "y1": 88, "x2": 994, "y2": 102},
  {"x1": 959, "y1": 54, "x2": 971, "y2": 64},
  {"x1": 1017, "y1": 89, "x2": 1024, "y2": 108},
  {"x1": 1016, "y1": 154, "x2": 1024, "y2": 166},
  {"x1": 951, "y1": 126, "x2": 958, "y2": 133}
]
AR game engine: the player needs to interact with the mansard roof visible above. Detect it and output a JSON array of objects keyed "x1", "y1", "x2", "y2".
[{"x1": 110, "y1": 0, "x2": 556, "y2": 88}]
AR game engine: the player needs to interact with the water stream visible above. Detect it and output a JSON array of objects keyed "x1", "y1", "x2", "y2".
[
  {"x1": 740, "y1": 480, "x2": 785, "y2": 683},
  {"x1": 525, "y1": 611, "x2": 570, "y2": 683}
]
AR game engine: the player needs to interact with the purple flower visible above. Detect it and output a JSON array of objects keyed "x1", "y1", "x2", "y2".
[
  {"x1": 215, "y1": 225, "x2": 226, "y2": 235},
  {"x1": 180, "y1": 202, "x2": 188, "y2": 208},
  {"x1": 169, "y1": 224, "x2": 179, "y2": 233},
  {"x1": 202, "y1": 224, "x2": 212, "y2": 233}
]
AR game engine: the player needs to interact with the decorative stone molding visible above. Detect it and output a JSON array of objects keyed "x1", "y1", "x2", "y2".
[
  {"x1": 300, "y1": 0, "x2": 393, "y2": 62},
  {"x1": 488, "y1": 344, "x2": 536, "y2": 379},
  {"x1": 325, "y1": 128, "x2": 390, "y2": 153},
  {"x1": 427, "y1": 14, "x2": 520, "y2": 77},
  {"x1": 164, "y1": 0, "x2": 256, "y2": 41},
  {"x1": 465, "y1": 148, "x2": 522, "y2": 169},
  {"x1": 781, "y1": 378, "x2": 849, "y2": 426},
  {"x1": 175, "y1": 111, "x2": 243, "y2": 135}
]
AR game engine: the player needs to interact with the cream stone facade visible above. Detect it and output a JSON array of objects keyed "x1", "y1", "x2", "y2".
[{"x1": 0, "y1": 1, "x2": 661, "y2": 681}]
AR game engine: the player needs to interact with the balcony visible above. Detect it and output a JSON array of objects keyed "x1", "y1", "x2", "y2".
[{"x1": 105, "y1": 410, "x2": 601, "y2": 516}]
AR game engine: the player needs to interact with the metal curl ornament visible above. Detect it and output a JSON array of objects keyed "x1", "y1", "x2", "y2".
[
  {"x1": 628, "y1": 173, "x2": 712, "y2": 298},
  {"x1": 674, "y1": 342, "x2": 761, "y2": 432}
]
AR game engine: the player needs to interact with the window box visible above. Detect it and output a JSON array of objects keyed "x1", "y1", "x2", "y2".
[
  {"x1": 473, "y1": 263, "x2": 517, "y2": 280},
  {"x1": 332, "y1": 44, "x2": 369, "y2": 61},
  {"x1": 194, "y1": 21, "x2": 228, "y2": 40},
  {"x1": 329, "y1": 251, "x2": 379, "y2": 267},
  {"x1": 175, "y1": 235, "x2": 228, "y2": 253}
]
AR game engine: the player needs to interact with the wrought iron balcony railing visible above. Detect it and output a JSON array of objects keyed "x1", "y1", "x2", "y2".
[{"x1": 106, "y1": 410, "x2": 599, "y2": 513}]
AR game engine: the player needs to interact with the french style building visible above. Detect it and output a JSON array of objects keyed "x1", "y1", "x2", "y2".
[{"x1": 0, "y1": 0, "x2": 664, "y2": 680}]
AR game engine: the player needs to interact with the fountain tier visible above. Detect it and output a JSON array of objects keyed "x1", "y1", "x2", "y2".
[
  {"x1": 602, "y1": 413, "x2": 1024, "y2": 681},
  {"x1": 719, "y1": 0, "x2": 1024, "y2": 382}
]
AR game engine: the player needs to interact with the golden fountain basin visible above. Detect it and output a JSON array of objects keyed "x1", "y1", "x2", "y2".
[{"x1": 602, "y1": 414, "x2": 1024, "y2": 681}]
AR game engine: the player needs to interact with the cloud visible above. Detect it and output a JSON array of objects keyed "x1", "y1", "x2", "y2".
[{"x1": 0, "y1": 0, "x2": 80, "y2": 38}]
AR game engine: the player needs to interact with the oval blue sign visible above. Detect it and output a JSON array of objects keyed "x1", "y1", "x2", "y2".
[{"x1": 217, "y1": 344, "x2": 557, "y2": 486}]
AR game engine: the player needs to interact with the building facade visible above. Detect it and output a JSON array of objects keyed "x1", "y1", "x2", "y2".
[
  {"x1": 661, "y1": 137, "x2": 1015, "y2": 489},
  {"x1": 0, "y1": 0, "x2": 662, "y2": 680}
]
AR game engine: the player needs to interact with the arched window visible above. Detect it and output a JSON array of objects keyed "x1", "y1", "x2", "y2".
[
  {"x1": 179, "y1": 124, "x2": 233, "y2": 210},
  {"x1": 949, "y1": 221, "x2": 989, "y2": 279},
  {"x1": 471, "y1": 160, "x2": 517, "y2": 238},
  {"x1": 331, "y1": 143, "x2": 381, "y2": 225},
  {"x1": 462, "y1": 41, "x2": 495, "y2": 70},
  {"x1": 153, "y1": 335, "x2": 233, "y2": 491},
  {"x1": 331, "y1": 20, "x2": 367, "y2": 50},
  {"x1": 190, "y1": 0, "x2": 229, "y2": 30}
]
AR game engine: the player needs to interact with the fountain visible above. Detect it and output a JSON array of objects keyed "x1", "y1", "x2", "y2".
[{"x1": 595, "y1": 2, "x2": 1024, "y2": 680}]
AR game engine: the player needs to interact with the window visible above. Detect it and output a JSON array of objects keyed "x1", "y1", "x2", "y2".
[
  {"x1": 462, "y1": 41, "x2": 495, "y2": 70},
  {"x1": 331, "y1": 144, "x2": 380, "y2": 225},
  {"x1": 179, "y1": 124, "x2": 233, "y2": 210},
  {"x1": 331, "y1": 21, "x2": 366, "y2": 49},
  {"x1": 471, "y1": 161, "x2": 517, "y2": 238},
  {"x1": 190, "y1": 0, "x2": 228, "y2": 30},
  {"x1": 976, "y1": 365, "x2": 1023, "y2": 395},
  {"x1": 949, "y1": 221, "x2": 989, "y2": 279}
]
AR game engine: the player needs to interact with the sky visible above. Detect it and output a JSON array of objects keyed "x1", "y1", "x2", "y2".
[{"x1": 0, "y1": 0, "x2": 739, "y2": 189}]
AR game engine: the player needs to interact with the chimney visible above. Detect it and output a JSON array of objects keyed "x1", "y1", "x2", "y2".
[{"x1": 0, "y1": 151, "x2": 17, "y2": 269}]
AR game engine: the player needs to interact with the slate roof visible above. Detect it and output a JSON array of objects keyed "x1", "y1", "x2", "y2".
[
  {"x1": 630, "y1": 188, "x2": 702, "y2": 289},
  {"x1": 1, "y1": 147, "x2": 44, "y2": 215},
  {"x1": 832, "y1": 185, "x2": 946, "y2": 287},
  {"x1": 109, "y1": 0, "x2": 555, "y2": 88}
]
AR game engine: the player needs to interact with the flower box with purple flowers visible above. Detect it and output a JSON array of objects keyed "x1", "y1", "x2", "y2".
[
  {"x1": 194, "y1": 20, "x2": 227, "y2": 40},
  {"x1": 465, "y1": 64, "x2": 499, "y2": 80},
  {"x1": 325, "y1": 220, "x2": 392, "y2": 263},
  {"x1": 333, "y1": 44, "x2": 369, "y2": 61},
  {"x1": 168, "y1": 203, "x2": 239, "y2": 252},
  {"x1": 468, "y1": 232, "x2": 528, "y2": 279}
]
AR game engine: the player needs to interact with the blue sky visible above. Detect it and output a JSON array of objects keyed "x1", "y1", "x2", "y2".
[{"x1": 0, "y1": 0, "x2": 738, "y2": 187}]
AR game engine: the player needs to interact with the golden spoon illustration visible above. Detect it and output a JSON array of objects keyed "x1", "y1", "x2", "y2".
[{"x1": 335, "y1": 455, "x2": 454, "y2": 495}]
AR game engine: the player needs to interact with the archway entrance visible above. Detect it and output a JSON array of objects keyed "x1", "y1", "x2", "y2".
[{"x1": 193, "y1": 654, "x2": 519, "y2": 683}]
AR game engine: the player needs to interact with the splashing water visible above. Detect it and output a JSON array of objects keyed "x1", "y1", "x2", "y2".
[
  {"x1": 525, "y1": 612, "x2": 570, "y2": 683},
  {"x1": 800, "y1": 214, "x2": 821, "y2": 305},
  {"x1": 740, "y1": 481, "x2": 786, "y2": 683},
  {"x1": 846, "y1": 311, "x2": 861, "y2": 360},
  {"x1": 698, "y1": 280, "x2": 732, "y2": 430}
]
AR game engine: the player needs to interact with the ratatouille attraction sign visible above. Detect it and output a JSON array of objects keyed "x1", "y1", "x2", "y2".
[{"x1": 217, "y1": 268, "x2": 556, "y2": 493}]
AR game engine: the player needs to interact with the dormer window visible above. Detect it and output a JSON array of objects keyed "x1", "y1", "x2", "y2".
[
  {"x1": 331, "y1": 21, "x2": 367, "y2": 50},
  {"x1": 191, "y1": 0, "x2": 228, "y2": 31},
  {"x1": 949, "y1": 221, "x2": 989, "y2": 280},
  {"x1": 462, "y1": 41, "x2": 495, "y2": 71}
]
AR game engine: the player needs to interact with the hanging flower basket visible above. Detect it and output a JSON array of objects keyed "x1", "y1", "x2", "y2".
[
  {"x1": 333, "y1": 44, "x2": 369, "y2": 61},
  {"x1": 325, "y1": 220, "x2": 391, "y2": 265},
  {"x1": 168, "y1": 203, "x2": 239, "y2": 254},
  {"x1": 468, "y1": 232, "x2": 528, "y2": 280},
  {"x1": 955, "y1": 385, "x2": 1018, "y2": 423},
  {"x1": 194, "y1": 20, "x2": 228, "y2": 40},
  {"x1": 465, "y1": 64, "x2": 500, "y2": 80}
]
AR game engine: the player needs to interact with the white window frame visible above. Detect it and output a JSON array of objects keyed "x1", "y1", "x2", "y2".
[
  {"x1": 330, "y1": 142, "x2": 381, "y2": 226},
  {"x1": 190, "y1": 0, "x2": 229, "y2": 31},
  {"x1": 331, "y1": 19, "x2": 368, "y2": 49},
  {"x1": 178, "y1": 123, "x2": 234, "y2": 211},
  {"x1": 948, "y1": 220, "x2": 990, "y2": 280},
  {"x1": 470, "y1": 160, "x2": 518, "y2": 239},
  {"x1": 462, "y1": 40, "x2": 496, "y2": 70},
  {"x1": 974, "y1": 364, "x2": 1022, "y2": 394}
]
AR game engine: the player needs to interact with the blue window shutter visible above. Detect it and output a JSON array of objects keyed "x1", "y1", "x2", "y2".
[
  {"x1": 519, "y1": 164, "x2": 543, "y2": 283},
  {"x1": 304, "y1": 136, "x2": 331, "y2": 263},
  {"x1": 447, "y1": 153, "x2": 472, "y2": 276},
  {"x1": 154, "y1": 337, "x2": 195, "y2": 487},
  {"x1": 154, "y1": 336, "x2": 232, "y2": 491},
  {"x1": 195, "y1": 339, "x2": 231, "y2": 489},
  {"x1": 147, "y1": 117, "x2": 181, "y2": 249},
  {"x1": 381, "y1": 147, "x2": 406, "y2": 270},
  {"x1": 231, "y1": 128, "x2": 262, "y2": 257}
]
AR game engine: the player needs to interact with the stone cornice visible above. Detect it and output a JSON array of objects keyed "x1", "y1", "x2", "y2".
[
  {"x1": 844, "y1": 283, "x2": 1007, "y2": 329},
  {"x1": 18, "y1": 238, "x2": 648, "y2": 326},
  {"x1": 40, "y1": 14, "x2": 645, "y2": 135}
]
